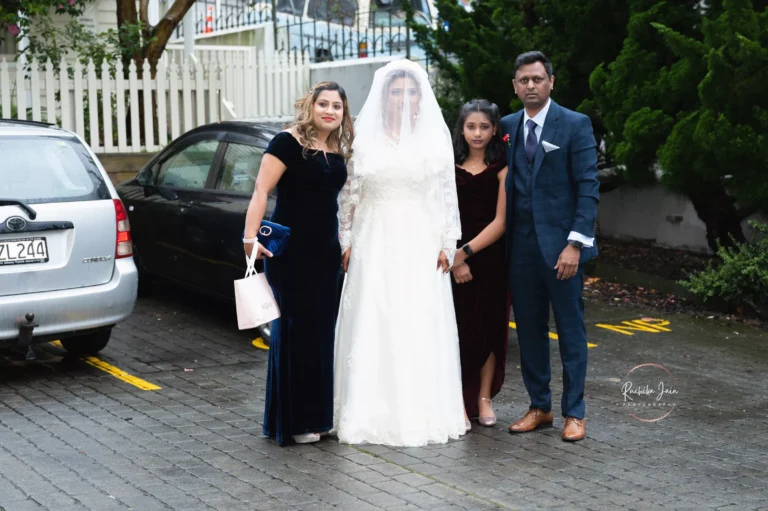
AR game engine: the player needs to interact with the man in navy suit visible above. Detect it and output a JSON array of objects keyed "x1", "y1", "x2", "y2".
[{"x1": 500, "y1": 51, "x2": 599, "y2": 441}]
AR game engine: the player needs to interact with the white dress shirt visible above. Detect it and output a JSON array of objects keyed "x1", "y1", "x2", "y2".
[{"x1": 523, "y1": 99, "x2": 594, "y2": 248}]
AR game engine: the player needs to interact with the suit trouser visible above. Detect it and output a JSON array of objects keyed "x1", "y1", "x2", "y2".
[{"x1": 509, "y1": 228, "x2": 588, "y2": 419}]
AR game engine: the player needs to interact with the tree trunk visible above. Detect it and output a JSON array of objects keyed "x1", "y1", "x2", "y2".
[
  {"x1": 117, "y1": 0, "x2": 196, "y2": 147},
  {"x1": 687, "y1": 186, "x2": 746, "y2": 253}
]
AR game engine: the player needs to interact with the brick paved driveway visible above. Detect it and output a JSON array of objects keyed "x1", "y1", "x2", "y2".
[{"x1": 1, "y1": 284, "x2": 767, "y2": 510}]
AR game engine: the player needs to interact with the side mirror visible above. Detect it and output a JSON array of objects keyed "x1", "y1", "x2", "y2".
[{"x1": 137, "y1": 168, "x2": 154, "y2": 186}]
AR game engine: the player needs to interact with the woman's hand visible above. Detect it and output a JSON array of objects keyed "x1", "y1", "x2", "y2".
[
  {"x1": 244, "y1": 241, "x2": 273, "y2": 259},
  {"x1": 342, "y1": 247, "x2": 351, "y2": 272},
  {"x1": 437, "y1": 251, "x2": 450, "y2": 273},
  {"x1": 452, "y1": 263, "x2": 473, "y2": 284}
]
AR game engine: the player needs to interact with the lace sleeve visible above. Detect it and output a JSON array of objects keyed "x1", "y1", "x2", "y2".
[
  {"x1": 440, "y1": 160, "x2": 462, "y2": 265},
  {"x1": 338, "y1": 160, "x2": 360, "y2": 253}
]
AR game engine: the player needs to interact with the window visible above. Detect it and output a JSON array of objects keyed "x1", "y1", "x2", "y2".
[
  {"x1": 276, "y1": 0, "x2": 306, "y2": 16},
  {"x1": 370, "y1": 0, "x2": 431, "y2": 27},
  {"x1": 307, "y1": 0, "x2": 357, "y2": 23},
  {"x1": 216, "y1": 143, "x2": 264, "y2": 193},
  {"x1": 0, "y1": 135, "x2": 109, "y2": 204},
  {"x1": 156, "y1": 140, "x2": 219, "y2": 189}
]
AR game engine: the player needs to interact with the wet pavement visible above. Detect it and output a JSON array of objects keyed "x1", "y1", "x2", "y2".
[{"x1": 1, "y1": 285, "x2": 767, "y2": 510}]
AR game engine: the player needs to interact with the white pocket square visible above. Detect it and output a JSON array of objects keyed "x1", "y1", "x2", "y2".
[{"x1": 542, "y1": 141, "x2": 560, "y2": 153}]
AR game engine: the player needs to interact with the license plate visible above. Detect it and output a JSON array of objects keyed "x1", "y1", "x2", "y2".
[{"x1": 0, "y1": 237, "x2": 49, "y2": 265}]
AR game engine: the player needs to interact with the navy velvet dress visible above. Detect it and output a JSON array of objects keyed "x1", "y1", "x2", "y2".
[{"x1": 262, "y1": 132, "x2": 347, "y2": 446}]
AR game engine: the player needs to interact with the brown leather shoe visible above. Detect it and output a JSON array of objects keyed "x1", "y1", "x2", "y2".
[
  {"x1": 562, "y1": 417, "x2": 586, "y2": 442},
  {"x1": 508, "y1": 408, "x2": 554, "y2": 433}
]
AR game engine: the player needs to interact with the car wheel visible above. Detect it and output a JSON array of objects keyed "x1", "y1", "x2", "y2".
[
  {"x1": 257, "y1": 323, "x2": 271, "y2": 345},
  {"x1": 61, "y1": 328, "x2": 112, "y2": 355}
]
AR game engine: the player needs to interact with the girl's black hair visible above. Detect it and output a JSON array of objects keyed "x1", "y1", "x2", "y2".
[{"x1": 452, "y1": 99, "x2": 505, "y2": 166}]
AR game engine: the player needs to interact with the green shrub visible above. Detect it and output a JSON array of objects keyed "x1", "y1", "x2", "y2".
[{"x1": 680, "y1": 220, "x2": 768, "y2": 313}]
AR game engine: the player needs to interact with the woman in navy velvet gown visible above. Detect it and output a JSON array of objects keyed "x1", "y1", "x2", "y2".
[
  {"x1": 243, "y1": 82, "x2": 354, "y2": 445},
  {"x1": 450, "y1": 100, "x2": 510, "y2": 429}
]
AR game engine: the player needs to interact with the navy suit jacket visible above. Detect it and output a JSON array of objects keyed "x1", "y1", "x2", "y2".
[{"x1": 501, "y1": 100, "x2": 600, "y2": 269}]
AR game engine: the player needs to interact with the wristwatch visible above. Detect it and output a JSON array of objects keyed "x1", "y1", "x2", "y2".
[
  {"x1": 461, "y1": 243, "x2": 474, "y2": 257},
  {"x1": 568, "y1": 240, "x2": 583, "y2": 249}
]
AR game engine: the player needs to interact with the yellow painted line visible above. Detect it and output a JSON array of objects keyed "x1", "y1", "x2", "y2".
[
  {"x1": 252, "y1": 338, "x2": 269, "y2": 350},
  {"x1": 631, "y1": 319, "x2": 671, "y2": 331},
  {"x1": 508, "y1": 322, "x2": 591, "y2": 345},
  {"x1": 82, "y1": 357, "x2": 161, "y2": 391},
  {"x1": 595, "y1": 319, "x2": 672, "y2": 336},
  {"x1": 50, "y1": 341, "x2": 161, "y2": 391}
]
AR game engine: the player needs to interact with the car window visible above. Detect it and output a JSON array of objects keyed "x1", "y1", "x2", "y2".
[
  {"x1": 307, "y1": 0, "x2": 356, "y2": 23},
  {"x1": 277, "y1": 0, "x2": 305, "y2": 16},
  {"x1": 156, "y1": 140, "x2": 219, "y2": 189},
  {"x1": 0, "y1": 135, "x2": 109, "y2": 204},
  {"x1": 216, "y1": 143, "x2": 264, "y2": 194}
]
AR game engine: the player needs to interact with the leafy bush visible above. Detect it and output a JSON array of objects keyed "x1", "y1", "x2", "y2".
[{"x1": 680, "y1": 220, "x2": 768, "y2": 313}]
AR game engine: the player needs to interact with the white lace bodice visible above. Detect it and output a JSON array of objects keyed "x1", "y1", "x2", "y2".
[{"x1": 338, "y1": 152, "x2": 461, "y2": 264}]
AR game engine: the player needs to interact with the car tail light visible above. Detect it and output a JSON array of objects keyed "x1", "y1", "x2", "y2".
[
  {"x1": 359, "y1": 42, "x2": 368, "y2": 58},
  {"x1": 113, "y1": 199, "x2": 133, "y2": 258}
]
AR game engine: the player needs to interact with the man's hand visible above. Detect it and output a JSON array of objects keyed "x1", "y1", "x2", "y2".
[
  {"x1": 342, "y1": 247, "x2": 351, "y2": 272},
  {"x1": 452, "y1": 263, "x2": 473, "y2": 284},
  {"x1": 554, "y1": 245, "x2": 580, "y2": 280}
]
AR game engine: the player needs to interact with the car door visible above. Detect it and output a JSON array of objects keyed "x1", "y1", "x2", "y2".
[
  {"x1": 198, "y1": 131, "x2": 273, "y2": 298},
  {"x1": 131, "y1": 133, "x2": 224, "y2": 283}
]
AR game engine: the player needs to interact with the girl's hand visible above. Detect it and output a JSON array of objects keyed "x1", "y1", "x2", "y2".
[
  {"x1": 452, "y1": 263, "x2": 473, "y2": 284},
  {"x1": 451, "y1": 249, "x2": 467, "y2": 269}
]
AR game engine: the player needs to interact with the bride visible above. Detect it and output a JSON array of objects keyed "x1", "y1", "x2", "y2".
[{"x1": 333, "y1": 59, "x2": 468, "y2": 446}]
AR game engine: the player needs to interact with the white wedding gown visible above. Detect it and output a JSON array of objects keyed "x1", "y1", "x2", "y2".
[{"x1": 333, "y1": 142, "x2": 467, "y2": 447}]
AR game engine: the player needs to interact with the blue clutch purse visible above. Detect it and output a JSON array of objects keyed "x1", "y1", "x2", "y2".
[{"x1": 257, "y1": 220, "x2": 291, "y2": 256}]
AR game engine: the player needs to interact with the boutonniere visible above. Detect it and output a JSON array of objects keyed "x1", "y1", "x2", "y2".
[{"x1": 503, "y1": 133, "x2": 511, "y2": 148}]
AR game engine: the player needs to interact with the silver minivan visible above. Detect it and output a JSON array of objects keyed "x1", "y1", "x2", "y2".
[{"x1": 0, "y1": 120, "x2": 138, "y2": 355}]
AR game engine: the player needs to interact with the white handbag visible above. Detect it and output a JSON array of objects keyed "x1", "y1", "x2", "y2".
[{"x1": 234, "y1": 250, "x2": 281, "y2": 330}]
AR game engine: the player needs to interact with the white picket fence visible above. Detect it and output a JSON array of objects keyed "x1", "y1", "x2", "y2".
[{"x1": 0, "y1": 50, "x2": 310, "y2": 153}]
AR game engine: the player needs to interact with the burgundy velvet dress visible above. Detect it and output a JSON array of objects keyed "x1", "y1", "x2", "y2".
[{"x1": 452, "y1": 161, "x2": 510, "y2": 418}]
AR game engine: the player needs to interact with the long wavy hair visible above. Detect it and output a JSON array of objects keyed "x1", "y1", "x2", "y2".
[
  {"x1": 290, "y1": 82, "x2": 354, "y2": 160},
  {"x1": 452, "y1": 99, "x2": 505, "y2": 166}
]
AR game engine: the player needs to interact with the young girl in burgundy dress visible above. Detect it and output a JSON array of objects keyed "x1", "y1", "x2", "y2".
[{"x1": 450, "y1": 99, "x2": 510, "y2": 428}]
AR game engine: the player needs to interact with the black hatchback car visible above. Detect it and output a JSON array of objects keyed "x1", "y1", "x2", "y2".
[{"x1": 117, "y1": 121, "x2": 281, "y2": 339}]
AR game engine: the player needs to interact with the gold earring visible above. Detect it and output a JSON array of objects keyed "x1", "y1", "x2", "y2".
[{"x1": 339, "y1": 125, "x2": 343, "y2": 136}]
